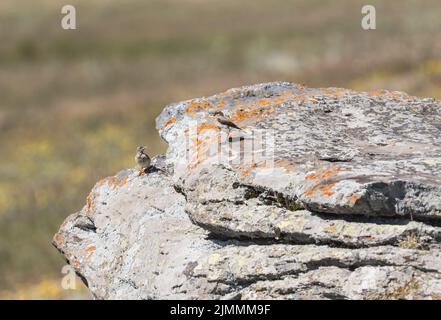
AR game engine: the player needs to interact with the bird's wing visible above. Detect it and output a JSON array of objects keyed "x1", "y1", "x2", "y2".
[
  {"x1": 218, "y1": 118, "x2": 241, "y2": 130},
  {"x1": 226, "y1": 121, "x2": 241, "y2": 130}
]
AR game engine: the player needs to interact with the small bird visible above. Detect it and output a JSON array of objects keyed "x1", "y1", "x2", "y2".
[
  {"x1": 135, "y1": 146, "x2": 151, "y2": 175},
  {"x1": 211, "y1": 110, "x2": 242, "y2": 130}
]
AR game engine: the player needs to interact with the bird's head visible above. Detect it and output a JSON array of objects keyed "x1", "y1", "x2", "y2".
[
  {"x1": 210, "y1": 110, "x2": 224, "y2": 117},
  {"x1": 136, "y1": 146, "x2": 146, "y2": 152}
]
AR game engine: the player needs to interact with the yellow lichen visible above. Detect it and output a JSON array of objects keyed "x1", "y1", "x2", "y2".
[{"x1": 398, "y1": 233, "x2": 425, "y2": 250}]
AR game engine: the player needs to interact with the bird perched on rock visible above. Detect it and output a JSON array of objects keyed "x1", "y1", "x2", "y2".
[
  {"x1": 135, "y1": 146, "x2": 151, "y2": 175},
  {"x1": 211, "y1": 110, "x2": 242, "y2": 130}
]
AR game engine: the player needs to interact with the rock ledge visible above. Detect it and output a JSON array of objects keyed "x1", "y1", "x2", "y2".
[{"x1": 54, "y1": 82, "x2": 441, "y2": 299}]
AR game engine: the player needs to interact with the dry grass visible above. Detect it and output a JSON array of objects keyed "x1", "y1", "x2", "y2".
[
  {"x1": 398, "y1": 233, "x2": 426, "y2": 250},
  {"x1": 0, "y1": 0, "x2": 440, "y2": 298},
  {"x1": 367, "y1": 276, "x2": 420, "y2": 300},
  {"x1": 0, "y1": 277, "x2": 90, "y2": 300}
]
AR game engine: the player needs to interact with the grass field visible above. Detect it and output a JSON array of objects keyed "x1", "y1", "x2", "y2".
[{"x1": 0, "y1": 0, "x2": 440, "y2": 298}]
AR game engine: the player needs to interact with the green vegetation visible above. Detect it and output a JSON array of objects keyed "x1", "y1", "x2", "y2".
[{"x1": 0, "y1": 0, "x2": 440, "y2": 298}]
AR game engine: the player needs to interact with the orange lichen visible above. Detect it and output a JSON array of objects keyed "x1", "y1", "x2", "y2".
[
  {"x1": 186, "y1": 90, "x2": 299, "y2": 129},
  {"x1": 238, "y1": 160, "x2": 271, "y2": 177},
  {"x1": 305, "y1": 166, "x2": 342, "y2": 181},
  {"x1": 321, "y1": 88, "x2": 344, "y2": 98},
  {"x1": 305, "y1": 183, "x2": 336, "y2": 197},
  {"x1": 86, "y1": 244, "x2": 96, "y2": 259},
  {"x1": 86, "y1": 193, "x2": 92, "y2": 208},
  {"x1": 193, "y1": 137, "x2": 202, "y2": 148},
  {"x1": 368, "y1": 89, "x2": 387, "y2": 97},
  {"x1": 384, "y1": 92, "x2": 407, "y2": 99},
  {"x1": 240, "y1": 161, "x2": 259, "y2": 177},
  {"x1": 186, "y1": 134, "x2": 215, "y2": 171},
  {"x1": 319, "y1": 183, "x2": 335, "y2": 197},
  {"x1": 229, "y1": 100, "x2": 281, "y2": 127},
  {"x1": 304, "y1": 166, "x2": 342, "y2": 197},
  {"x1": 185, "y1": 99, "x2": 214, "y2": 115},
  {"x1": 86, "y1": 191, "x2": 95, "y2": 213},
  {"x1": 349, "y1": 194, "x2": 361, "y2": 204},
  {"x1": 259, "y1": 98, "x2": 271, "y2": 105},
  {"x1": 367, "y1": 89, "x2": 413, "y2": 100},
  {"x1": 160, "y1": 116, "x2": 176, "y2": 129},
  {"x1": 323, "y1": 225, "x2": 337, "y2": 233},
  {"x1": 197, "y1": 123, "x2": 218, "y2": 133},
  {"x1": 275, "y1": 159, "x2": 295, "y2": 172},
  {"x1": 53, "y1": 233, "x2": 64, "y2": 246},
  {"x1": 192, "y1": 136, "x2": 212, "y2": 154},
  {"x1": 232, "y1": 107, "x2": 262, "y2": 122},
  {"x1": 305, "y1": 97, "x2": 318, "y2": 103},
  {"x1": 274, "y1": 97, "x2": 287, "y2": 104},
  {"x1": 187, "y1": 123, "x2": 220, "y2": 170},
  {"x1": 304, "y1": 189, "x2": 315, "y2": 197},
  {"x1": 108, "y1": 176, "x2": 128, "y2": 189}
]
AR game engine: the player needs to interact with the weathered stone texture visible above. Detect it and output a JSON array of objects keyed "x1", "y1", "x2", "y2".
[{"x1": 54, "y1": 82, "x2": 441, "y2": 299}]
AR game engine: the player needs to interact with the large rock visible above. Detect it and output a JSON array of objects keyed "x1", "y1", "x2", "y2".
[
  {"x1": 157, "y1": 82, "x2": 441, "y2": 217},
  {"x1": 54, "y1": 82, "x2": 441, "y2": 299},
  {"x1": 53, "y1": 168, "x2": 236, "y2": 299}
]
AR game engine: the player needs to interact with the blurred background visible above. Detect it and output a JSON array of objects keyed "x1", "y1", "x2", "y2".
[{"x1": 0, "y1": 0, "x2": 440, "y2": 299}]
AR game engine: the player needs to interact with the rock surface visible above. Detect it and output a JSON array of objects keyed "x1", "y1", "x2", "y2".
[{"x1": 54, "y1": 82, "x2": 441, "y2": 299}]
